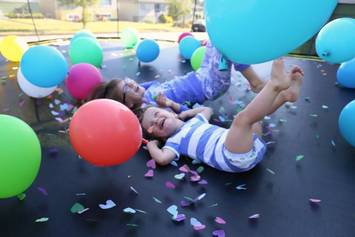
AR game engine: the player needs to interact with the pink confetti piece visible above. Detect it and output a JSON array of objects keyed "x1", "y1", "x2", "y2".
[
  {"x1": 18, "y1": 99, "x2": 25, "y2": 107},
  {"x1": 309, "y1": 198, "x2": 321, "y2": 204},
  {"x1": 37, "y1": 187, "x2": 48, "y2": 196},
  {"x1": 173, "y1": 213, "x2": 186, "y2": 222},
  {"x1": 215, "y1": 217, "x2": 226, "y2": 224},
  {"x1": 144, "y1": 169, "x2": 154, "y2": 178},
  {"x1": 179, "y1": 164, "x2": 190, "y2": 173},
  {"x1": 146, "y1": 159, "x2": 156, "y2": 169},
  {"x1": 198, "y1": 179, "x2": 208, "y2": 185},
  {"x1": 190, "y1": 174, "x2": 201, "y2": 182},
  {"x1": 194, "y1": 225, "x2": 206, "y2": 231},
  {"x1": 165, "y1": 181, "x2": 176, "y2": 189},
  {"x1": 212, "y1": 229, "x2": 226, "y2": 237},
  {"x1": 249, "y1": 214, "x2": 260, "y2": 220},
  {"x1": 180, "y1": 200, "x2": 192, "y2": 207}
]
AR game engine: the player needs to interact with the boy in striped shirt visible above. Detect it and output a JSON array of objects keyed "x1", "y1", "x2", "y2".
[{"x1": 140, "y1": 59, "x2": 303, "y2": 172}]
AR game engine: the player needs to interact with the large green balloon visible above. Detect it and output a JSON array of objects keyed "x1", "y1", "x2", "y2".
[
  {"x1": 69, "y1": 37, "x2": 103, "y2": 68},
  {"x1": 0, "y1": 115, "x2": 41, "y2": 199},
  {"x1": 121, "y1": 28, "x2": 138, "y2": 49},
  {"x1": 191, "y1": 46, "x2": 206, "y2": 71}
]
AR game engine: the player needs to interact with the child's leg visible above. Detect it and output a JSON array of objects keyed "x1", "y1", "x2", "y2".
[
  {"x1": 240, "y1": 66, "x2": 266, "y2": 93},
  {"x1": 224, "y1": 59, "x2": 292, "y2": 153}
]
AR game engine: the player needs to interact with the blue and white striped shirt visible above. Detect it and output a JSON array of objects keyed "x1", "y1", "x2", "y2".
[{"x1": 163, "y1": 114, "x2": 266, "y2": 173}]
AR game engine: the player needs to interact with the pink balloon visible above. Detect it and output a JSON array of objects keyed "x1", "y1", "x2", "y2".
[
  {"x1": 66, "y1": 63, "x2": 103, "y2": 100},
  {"x1": 178, "y1": 32, "x2": 193, "y2": 43}
]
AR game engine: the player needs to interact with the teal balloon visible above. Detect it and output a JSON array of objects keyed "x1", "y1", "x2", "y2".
[
  {"x1": 316, "y1": 18, "x2": 355, "y2": 64},
  {"x1": 0, "y1": 115, "x2": 41, "y2": 198},
  {"x1": 337, "y1": 57, "x2": 355, "y2": 88},
  {"x1": 339, "y1": 100, "x2": 355, "y2": 147},
  {"x1": 71, "y1": 29, "x2": 96, "y2": 43},
  {"x1": 179, "y1": 36, "x2": 200, "y2": 60},
  {"x1": 69, "y1": 37, "x2": 103, "y2": 68},
  {"x1": 205, "y1": 0, "x2": 337, "y2": 64}
]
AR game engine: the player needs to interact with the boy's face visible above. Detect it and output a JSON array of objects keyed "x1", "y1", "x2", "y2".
[
  {"x1": 116, "y1": 78, "x2": 145, "y2": 109},
  {"x1": 142, "y1": 107, "x2": 179, "y2": 139}
]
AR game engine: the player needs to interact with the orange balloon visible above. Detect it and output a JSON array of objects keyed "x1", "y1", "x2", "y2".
[{"x1": 69, "y1": 99, "x2": 142, "y2": 166}]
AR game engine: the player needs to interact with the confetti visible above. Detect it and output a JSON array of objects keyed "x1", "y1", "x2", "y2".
[
  {"x1": 17, "y1": 193, "x2": 26, "y2": 201},
  {"x1": 198, "y1": 179, "x2": 208, "y2": 185},
  {"x1": 174, "y1": 173, "x2": 185, "y2": 180},
  {"x1": 236, "y1": 184, "x2": 247, "y2": 190},
  {"x1": 296, "y1": 155, "x2": 304, "y2": 162},
  {"x1": 279, "y1": 119, "x2": 287, "y2": 123},
  {"x1": 181, "y1": 200, "x2": 192, "y2": 207},
  {"x1": 170, "y1": 161, "x2": 178, "y2": 167},
  {"x1": 212, "y1": 229, "x2": 226, "y2": 237},
  {"x1": 173, "y1": 213, "x2": 186, "y2": 222},
  {"x1": 167, "y1": 205, "x2": 178, "y2": 217},
  {"x1": 266, "y1": 168, "x2": 275, "y2": 175},
  {"x1": 130, "y1": 186, "x2": 139, "y2": 194},
  {"x1": 209, "y1": 203, "x2": 219, "y2": 208},
  {"x1": 266, "y1": 141, "x2": 276, "y2": 145},
  {"x1": 152, "y1": 196, "x2": 162, "y2": 204},
  {"x1": 179, "y1": 164, "x2": 190, "y2": 173},
  {"x1": 190, "y1": 217, "x2": 206, "y2": 231},
  {"x1": 146, "y1": 159, "x2": 156, "y2": 169},
  {"x1": 135, "y1": 209, "x2": 147, "y2": 214},
  {"x1": 322, "y1": 105, "x2": 329, "y2": 110},
  {"x1": 309, "y1": 198, "x2": 321, "y2": 204},
  {"x1": 99, "y1": 200, "x2": 116, "y2": 209},
  {"x1": 196, "y1": 166, "x2": 204, "y2": 174},
  {"x1": 331, "y1": 140, "x2": 336, "y2": 148},
  {"x1": 264, "y1": 116, "x2": 271, "y2": 120},
  {"x1": 70, "y1": 203, "x2": 85, "y2": 214},
  {"x1": 35, "y1": 217, "x2": 49, "y2": 223},
  {"x1": 144, "y1": 169, "x2": 154, "y2": 178},
  {"x1": 309, "y1": 114, "x2": 319, "y2": 118},
  {"x1": 165, "y1": 181, "x2": 176, "y2": 189},
  {"x1": 37, "y1": 187, "x2": 48, "y2": 196},
  {"x1": 215, "y1": 217, "x2": 226, "y2": 224},
  {"x1": 195, "y1": 193, "x2": 206, "y2": 201},
  {"x1": 248, "y1": 214, "x2": 260, "y2": 220},
  {"x1": 123, "y1": 207, "x2": 136, "y2": 214}
]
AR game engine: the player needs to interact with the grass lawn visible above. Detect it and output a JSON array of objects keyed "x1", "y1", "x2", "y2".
[{"x1": 0, "y1": 18, "x2": 189, "y2": 35}]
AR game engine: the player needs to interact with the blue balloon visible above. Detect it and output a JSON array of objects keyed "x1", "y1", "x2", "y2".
[
  {"x1": 179, "y1": 36, "x2": 200, "y2": 60},
  {"x1": 205, "y1": 0, "x2": 337, "y2": 64},
  {"x1": 337, "y1": 57, "x2": 355, "y2": 88},
  {"x1": 136, "y1": 39, "x2": 160, "y2": 63},
  {"x1": 339, "y1": 100, "x2": 355, "y2": 147},
  {"x1": 20, "y1": 46, "x2": 68, "y2": 88},
  {"x1": 316, "y1": 18, "x2": 355, "y2": 64},
  {"x1": 71, "y1": 30, "x2": 96, "y2": 43}
]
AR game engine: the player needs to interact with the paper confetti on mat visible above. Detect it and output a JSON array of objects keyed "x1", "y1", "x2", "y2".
[
  {"x1": 296, "y1": 155, "x2": 304, "y2": 162},
  {"x1": 37, "y1": 187, "x2": 48, "y2": 196},
  {"x1": 99, "y1": 200, "x2": 116, "y2": 209},
  {"x1": 209, "y1": 203, "x2": 219, "y2": 208},
  {"x1": 146, "y1": 159, "x2": 156, "y2": 169},
  {"x1": 35, "y1": 217, "x2": 49, "y2": 223},
  {"x1": 331, "y1": 140, "x2": 336, "y2": 148},
  {"x1": 174, "y1": 173, "x2": 185, "y2": 180},
  {"x1": 123, "y1": 207, "x2": 136, "y2": 214},
  {"x1": 321, "y1": 105, "x2": 329, "y2": 110},
  {"x1": 248, "y1": 214, "x2": 260, "y2": 220},
  {"x1": 144, "y1": 169, "x2": 154, "y2": 178},
  {"x1": 152, "y1": 196, "x2": 162, "y2": 204},
  {"x1": 215, "y1": 217, "x2": 226, "y2": 224},
  {"x1": 165, "y1": 181, "x2": 176, "y2": 189},
  {"x1": 196, "y1": 166, "x2": 204, "y2": 174},
  {"x1": 309, "y1": 198, "x2": 321, "y2": 204},
  {"x1": 179, "y1": 164, "x2": 190, "y2": 173},
  {"x1": 190, "y1": 217, "x2": 206, "y2": 231},
  {"x1": 198, "y1": 179, "x2": 208, "y2": 185},
  {"x1": 212, "y1": 229, "x2": 226, "y2": 237},
  {"x1": 130, "y1": 186, "x2": 139, "y2": 194},
  {"x1": 135, "y1": 209, "x2": 147, "y2": 214},
  {"x1": 17, "y1": 193, "x2": 26, "y2": 201},
  {"x1": 236, "y1": 184, "x2": 247, "y2": 190},
  {"x1": 70, "y1": 203, "x2": 86, "y2": 214},
  {"x1": 266, "y1": 168, "x2": 276, "y2": 175}
]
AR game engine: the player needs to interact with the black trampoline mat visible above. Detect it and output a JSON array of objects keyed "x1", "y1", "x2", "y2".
[{"x1": 0, "y1": 40, "x2": 355, "y2": 237}]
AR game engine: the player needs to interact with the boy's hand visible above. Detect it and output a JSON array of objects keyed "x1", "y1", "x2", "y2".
[
  {"x1": 155, "y1": 93, "x2": 170, "y2": 107},
  {"x1": 147, "y1": 140, "x2": 160, "y2": 147}
]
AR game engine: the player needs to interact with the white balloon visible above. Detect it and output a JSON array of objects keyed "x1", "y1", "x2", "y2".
[{"x1": 17, "y1": 69, "x2": 57, "y2": 98}]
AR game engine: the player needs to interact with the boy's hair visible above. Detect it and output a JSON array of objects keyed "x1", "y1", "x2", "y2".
[
  {"x1": 136, "y1": 105, "x2": 156, "y2": 141},
  {"x1": 85, "y1": 79, "x2": 122, "y2": 103}
]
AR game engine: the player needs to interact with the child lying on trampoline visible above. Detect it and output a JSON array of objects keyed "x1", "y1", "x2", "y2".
[
  {"x1": 87, "y1": 41, "x2": 265, "y2": 113},
  {"x1": 139, "y1": 59, "x2": 303, "y2": 172}
]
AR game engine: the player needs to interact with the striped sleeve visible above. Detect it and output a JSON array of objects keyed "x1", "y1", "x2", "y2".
[{"x1": 163, "y1": 140, "x2": 180, "y2": 158}]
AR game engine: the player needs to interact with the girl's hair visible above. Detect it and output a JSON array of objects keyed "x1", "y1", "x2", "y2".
[{"x1": 86, "y1": 79, "x2": 122, "y2": 103}]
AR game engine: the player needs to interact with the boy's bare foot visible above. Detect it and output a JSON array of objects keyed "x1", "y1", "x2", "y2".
[
  {"x1": 279, "y1": 66, "x2": 304, "y2": 102},
  {"x1": 270, "y1": 58, "x2": 292, "y2": 91}
]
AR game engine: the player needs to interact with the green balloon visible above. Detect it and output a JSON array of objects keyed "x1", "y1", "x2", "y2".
[
  {"x1": 191, "y1": 46, "x2": 206, "y2": 71},
  {"x1": 69, "y1": 37, "x2": 103, "y2": 68},
  {"x1": 0, "y1": 115, "x2": 41, "y2": 199},
  {"x1": 121, "y1": 28, "x2": 138, "y2": 49}
]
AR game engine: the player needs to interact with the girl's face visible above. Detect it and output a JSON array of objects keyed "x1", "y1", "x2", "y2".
[
  {"x1": 141, "y1": 107, "x2": 180, "y2": 139},
  {"x1": 116, "y1": 78, "x2": 145, "y2": 109}
]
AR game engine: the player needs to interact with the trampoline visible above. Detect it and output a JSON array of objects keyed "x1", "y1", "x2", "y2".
[{"x1": 0, "y1": 39, "x2": 355, "y2": 237}]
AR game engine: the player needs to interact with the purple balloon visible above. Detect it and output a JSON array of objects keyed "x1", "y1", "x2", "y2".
[{"x1": 65, "y1": 63, "x2": 103, "y2": 100}]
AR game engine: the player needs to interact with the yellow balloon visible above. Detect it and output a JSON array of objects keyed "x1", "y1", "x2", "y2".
[{"x1": 0, "y1": 36, "x2": 28, "y2": 62}]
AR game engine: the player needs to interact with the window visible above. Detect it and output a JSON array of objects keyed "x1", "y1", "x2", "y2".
[
  {"x1": 154, "y1": 3, "x2": 161, "y2": 12},
  {"x1": 101, "y1": 0, "x2": 112, "y2": 6}
]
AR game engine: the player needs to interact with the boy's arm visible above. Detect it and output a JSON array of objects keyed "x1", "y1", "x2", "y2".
[
  {"x1": 155, "y1": 93, "x2": 187, "y2": 113},
  {"x1": 178, "y1": 107, "x2": 213, "y2": 121},
  {"x1": 147, "y1": 140, "x2": 176, "y2": 166},
  {"x1": 140, "y1": 81, "x2": 156, "y2": 90}
]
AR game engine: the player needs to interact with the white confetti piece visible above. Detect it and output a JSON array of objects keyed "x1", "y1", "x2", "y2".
[{"x1": 99, "y1": 200, "x2": 116, "y2": 209}]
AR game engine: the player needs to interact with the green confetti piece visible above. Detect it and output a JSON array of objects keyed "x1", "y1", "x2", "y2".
[
  {"x1": 70, "y1": 202, "x2": 85, "y2": 214},
  {"x1": 196, "y1": 166, "x2": 204, "y2": 174},
  {"x1": 17, "y1": 193, "x2": 26, "y2": 201},
  {"x1": 152, "y1": 196, "x2": 162, "y2": 204},
  {"x1": 35, "y1": 217, "x2": 49, "y2": 223},
  {"x1": 184, "y1": 196, "x2": 194, "y2": 202},
  {"x1": 174, "y1": 173, "x2": 185, "y2": 180},
  {"x1": 126, "y1": 224, "x2": 139, "y2": 227},
  {"x1": 296, "y1": 155, "x2": 304, "y2": 162},
  {"x1": 266, "y1": 168, "x2": 275, "y2": 175}
]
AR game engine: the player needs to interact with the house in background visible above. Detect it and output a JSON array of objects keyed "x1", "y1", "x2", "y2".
[
  {"x1": 0, "y1": 0, "x2": 41, "y2": 16},
  {"x1": 36, "y1": 0, "x2": 169, "y2": 23}
]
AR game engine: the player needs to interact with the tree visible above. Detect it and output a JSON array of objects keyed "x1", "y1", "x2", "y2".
[
  {"x1": 168, "y1": 0, "x2": 193, "y2": 26},
  {"x1": 57, "y1": 0, "x2": 99, "y2": 28}
]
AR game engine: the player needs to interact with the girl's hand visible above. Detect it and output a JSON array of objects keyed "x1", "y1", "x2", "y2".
[{"x1": 155, "y1": 92, "x2": 169, "y2": 107}]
